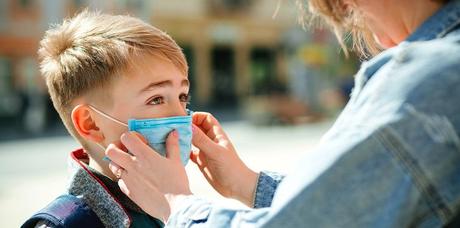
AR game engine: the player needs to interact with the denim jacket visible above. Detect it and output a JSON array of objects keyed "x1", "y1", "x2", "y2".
[{"x1": 167, "y1": 1, "x2": 460, "y2": 227}]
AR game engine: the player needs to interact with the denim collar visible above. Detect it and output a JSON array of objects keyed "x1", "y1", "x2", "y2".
[{"x1": 406, "y1": 0, "x2": 460, "y2": 42}]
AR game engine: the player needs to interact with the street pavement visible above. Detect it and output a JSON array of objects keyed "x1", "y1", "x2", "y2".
[{"x1": 0, "y1": 120, "x2": 333, "y2": 227}]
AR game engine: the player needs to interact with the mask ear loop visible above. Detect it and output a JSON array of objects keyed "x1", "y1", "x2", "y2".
[
  {"x1": 87, "y1": 104, "x2": 129, "y2": 162},
  {"x1": 96, "y1": 144, "x2": 112, "y2": 162},
  {"x1": 87, "y1": 105, "x2": 128, "y2": 127}
]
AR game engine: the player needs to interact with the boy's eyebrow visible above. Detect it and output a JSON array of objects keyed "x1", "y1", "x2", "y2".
[
  {"x1": 181, "y1": 79, "x2": 190, "y2": 87},
  {"x1": 141, "y1": 80, "x2": 171, "y2": 93},
  {"x1": 140, "y1": 79, "x2": 189, "y2": 94}
]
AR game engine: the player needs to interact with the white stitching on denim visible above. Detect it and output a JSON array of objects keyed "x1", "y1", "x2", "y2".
[
  {"x1": 406, "y1": 105, "x2": 460, "y2": 149},
  {"x1": 252, "y1": 172, "x2": 262, "y2": 208}
]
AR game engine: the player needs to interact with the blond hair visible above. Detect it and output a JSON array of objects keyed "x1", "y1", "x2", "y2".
[
  {"x1": 297, "y1": 0, "x2": 450, "y2": 58},
  {"x1": 296, "y1": 0, "x2": 381, "y2": 58},
  {"x1": 38, "y1": 10, "x2": 188, "y2": 144}
]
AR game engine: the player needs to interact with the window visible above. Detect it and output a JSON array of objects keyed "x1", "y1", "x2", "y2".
[
  {"x1": 19, "y1": 0, "x2": 31, "y2": 8},
  {"x1": 250, "y1": 47, "x2": 280, "y2": 95},
  {"x1": 0, "y1": 56, "x2": 12, "y2": 93}
]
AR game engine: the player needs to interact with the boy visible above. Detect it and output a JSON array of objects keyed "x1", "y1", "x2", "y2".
[{"x1": 22, "y1": 10, "x2": 192, "y2": 228}]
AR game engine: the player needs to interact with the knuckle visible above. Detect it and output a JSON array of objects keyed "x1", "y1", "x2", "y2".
[
  {"x1": 131, "y1": 155, "x2": 138, "y2": 163},
  {"x1": 130, "y1": 157, "x2": 141, "y2": 169},
  {"x1": 133, "y1": 162, "x2": 142, "y2": 171}
]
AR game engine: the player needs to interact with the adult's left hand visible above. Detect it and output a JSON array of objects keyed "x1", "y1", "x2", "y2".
[{"x1": 104, "y1": 130, "x2": 192, "y2": 222}]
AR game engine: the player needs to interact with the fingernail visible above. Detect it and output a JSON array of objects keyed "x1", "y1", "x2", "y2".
[
  {"x1": 171, "y1": 130, "x2": 178, "y2": 138},
  {"x1": 106, "y1": 143, "x2": 116, "y2": 152},
  {"x1": 120, "y1": 132, "x2": 128, "y2": 141},
  {"x1": 103, "y1": 156, "x2": 111, "y2": 162},
  {"x1": 121, "y1": 132, "x2": 132, "y2": 142}
]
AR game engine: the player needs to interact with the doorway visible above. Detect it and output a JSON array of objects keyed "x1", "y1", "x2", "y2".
[{"x1": 211, "y1": 46, "x2": 237, "y2": 107}]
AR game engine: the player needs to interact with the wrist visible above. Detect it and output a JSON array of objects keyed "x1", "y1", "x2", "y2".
[
  {"x1": 231, "y1": 168, "x2": 259, "y2": 207},
  {"x1": 165, "y1": 193, "x2": 192, "y2": 217}
]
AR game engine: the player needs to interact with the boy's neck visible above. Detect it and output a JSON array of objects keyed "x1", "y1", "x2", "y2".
[
  {"x1": 89, "y1": 158, "x2": 117, "y2": 181},
  {"x1": 85, "y1": 145, "x2": 118, "y2": 181}
]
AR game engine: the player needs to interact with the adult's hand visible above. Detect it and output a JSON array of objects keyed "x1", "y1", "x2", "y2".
[
  {"x1": 191, "y1": 112, "x2": 258, "y2": 207},
  {"x1": 105, "y1": 130, "x2": 192, "y2": 222}
]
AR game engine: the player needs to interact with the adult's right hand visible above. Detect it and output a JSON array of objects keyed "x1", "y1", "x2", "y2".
[{"x1": 191, "y1": 112, "x2": 259, "y2": 207}]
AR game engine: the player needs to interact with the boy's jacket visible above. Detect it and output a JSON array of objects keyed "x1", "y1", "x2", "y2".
[{"x1": 22, "y1": 148, "x2": 163, "y2": 228}]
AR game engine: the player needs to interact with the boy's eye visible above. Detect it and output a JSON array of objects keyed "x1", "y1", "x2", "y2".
[
  {"x1": 179, "y1": 93, "x2": 191, "y2": 103},
  {"x1": 148, "y1": 96, "x2": 164, "y2": 105}
]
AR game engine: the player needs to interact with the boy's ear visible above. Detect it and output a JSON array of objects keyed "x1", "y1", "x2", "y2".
[{"x1": 71, "y1": 104, "x2": 105, "y2": 143}]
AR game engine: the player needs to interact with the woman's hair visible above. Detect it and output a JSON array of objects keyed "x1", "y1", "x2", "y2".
[
  {"x1": 296, "y1": 0, "x2": 380, "y2": 58},
  {"x1": 298, "y1": 0, "x2": 450, "y2": 58}
]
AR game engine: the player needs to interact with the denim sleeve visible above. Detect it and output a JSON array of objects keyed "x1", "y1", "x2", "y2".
[
  {"x1": 166, "y1": 110, "x2": 460, "y2": 227},
  {"x1": 253, "y1": 171, "x2": 285, "y2": 208},
  {"x1": 166, "y1": 29, "x2": 460, "y2": 227},
  {"x1": 167, "y1": 130, "x2": 405, "y2": 228}
]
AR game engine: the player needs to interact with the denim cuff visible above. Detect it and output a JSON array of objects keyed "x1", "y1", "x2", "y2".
[
  {"x1": 253, "y1": 171, "x2": 285, "y2": 208},
  {"x1": 167, "y1": 195, "x2": 212, "y2": 227}
]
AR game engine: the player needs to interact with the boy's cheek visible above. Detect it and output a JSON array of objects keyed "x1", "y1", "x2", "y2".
[
  {"x1": 103, "y1": 125, "x2": 129, "y2": 148},
  {"x1": 110, "y1": 139, "x2": 128, "y2": 152},
  {"x1": 114, "y1": 132, "x2": 146, "y2": 153}
]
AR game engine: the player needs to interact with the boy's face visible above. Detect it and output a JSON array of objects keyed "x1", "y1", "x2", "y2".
[{"x1": 92, "y1": 53, "x2": 189, "y2": 147}]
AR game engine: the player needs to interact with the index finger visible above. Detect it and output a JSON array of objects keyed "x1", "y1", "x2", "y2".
[
  {"x1": 105, "y1": 143, "x2": 134, "y2": 171},
  {"x1": 192, "y1": 112, "x2": 228, "y2": 140},
  {"x1": 121, "y1": 131, "x2": 162, "y2": 160}
]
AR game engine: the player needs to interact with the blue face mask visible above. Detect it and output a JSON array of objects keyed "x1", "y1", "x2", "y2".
[{"x1": 89, "y1": 105, "x2": 193, "y2": 166}]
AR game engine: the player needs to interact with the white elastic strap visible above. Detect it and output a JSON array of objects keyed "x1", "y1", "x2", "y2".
[
  {"x1": 87, "y1": 105, "x2": 128, "y2": 127},
  {"x1": 96, "y1": 142, "x2": 106, "y2": 151}
]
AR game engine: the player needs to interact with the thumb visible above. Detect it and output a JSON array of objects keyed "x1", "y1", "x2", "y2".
[
  {"x1": 166, "y1": 130, "x2": 181, "y2": 162},
  {"x1": 192, "y1": 125, "x2": 220, "y2": 156}
]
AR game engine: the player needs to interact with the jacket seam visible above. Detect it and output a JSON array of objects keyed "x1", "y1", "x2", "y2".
[{"x1": 374, "y1": 126, "x2": 452, "y2": 223}]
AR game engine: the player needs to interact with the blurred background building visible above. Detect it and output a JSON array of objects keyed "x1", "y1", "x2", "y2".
[{"x1": 0, "y1": 0, "x2": 359, "y2": 138}]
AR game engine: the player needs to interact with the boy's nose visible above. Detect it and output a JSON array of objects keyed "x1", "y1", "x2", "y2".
[{"x1": 167, "y1": 101, "x2": 187, "y2": 117}]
